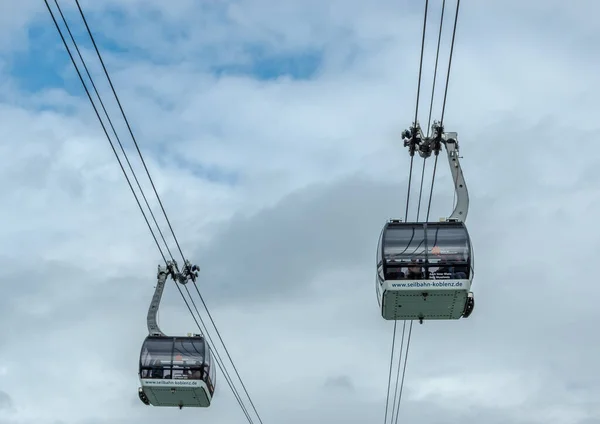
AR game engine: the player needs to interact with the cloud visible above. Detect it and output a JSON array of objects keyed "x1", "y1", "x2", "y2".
[
  {"x1": 0, "y1": 390, "x2": 13, "y2": 411},
  {"x1": 196, "y1": 175, "x2": 407, "y2": 305},
  {"x1": 2, "y1": 0, "x2": 600, "y2": 424},
  {"x1": 323, "y1": 375, "x2": 355, "y2": 394}
]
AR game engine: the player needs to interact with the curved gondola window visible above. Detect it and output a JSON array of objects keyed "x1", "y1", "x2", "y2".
[
  {"x1": 426, "y1": 225, "x2": 471, "y2": 279},
  {"x1": 377, "y1": 229, "x2": 383, "y2": 262},
  {"x1": 172, "y1": 338, "x2": 205, "y2": 380},
  {"x1": 383, "y1": 225, "x2": 426, "y2": 279},
  {"x1": 377, "y1": 229, "x2": 385, "y2": 282},
  {"x1": 382, "y1": 224, "x2": 471, "y2": 281},
  {"x1": 384, "y1": 226, "x2": 427, "y2": 261},
  {"x1": 140, "y1": 338, "x2": 173, "y2": 379},
  {"x1": 469, "y1": 236, "x2": 475, "y2": 277},
  {"x1": 208, "y1": 347, "x2": 216, "y2": 394}
]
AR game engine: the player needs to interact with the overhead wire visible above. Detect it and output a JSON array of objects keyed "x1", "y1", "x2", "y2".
[
  {"x1": 71, "y1": 2, "x2": 265, "y2": 422},
  {"x1": 75, "y1": 0, "x2": 262, "y2": 424},
  {"x1": 391, "y1": 321, "x2": 413, "y2": 424},
  {"x1": 388, "y1": 320, "x2": 407, "y2": 424},
  {"x1": 44, "y1": 3, "x2": 254, "y2": 422},
  {"x1": 415, "y1": 160, "x2": 427, "y2": 221},
  {"x1": 182, "y1": 284, "x2": 256, "y2": 423},
  {"x1": 440, "y1": 0, "x2": 460, "y2": 126},
  {"x1": 386, "y1": 1, "x2": 462, "y2": 422},
  {"x1": 439, "y1": 0, "x2": 461, "y2": 218},
  {"x1": 50, "y1": 0, "x2": 175, "y2": 261},
  {"x1": 383, "y1": 1, "x2": 429, "y2": 423},
  {"x1": 413, "y1": 0, "x2": 430, "y2": 126},
  {"x1": 42, "y1": 0, "x2": 167, "y2": 266},
  {"x1": 383, "y1": 319, "x2": 400, "y2": 424},
  {"x1": 73, "y1": 0, "x2": 188, "y2": 265},
  {"x1": 46, "y1": 0, "x2": 462, "y2": 421},
  {"x1": 426, "y1": 0, "x2": 446, "y2": 138},
  {"x1": 44, "y1": 1, "x2": 263, "y2": 422},
  {"x1": 190, "y1": 282, "x2": 265, "y2": 424}
]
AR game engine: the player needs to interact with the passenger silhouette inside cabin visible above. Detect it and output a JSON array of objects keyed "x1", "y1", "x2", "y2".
[
  {"x1": 406, "y1": 258, "x2": 424, "y2": 279},
  {"x1": 190, "y1": 361, "x2": 204, "y2": 380},
  {"x1": 384, "y1": 255, "x2": 468, "y2": 281},
  {"x1": 179, "y1": 361, "x2": 204, "y2": 380},
  {"x1": 150, "y1": 359, "x2": 164, "y2": 379},
  {"x1": 392, "y1": 268, "x2": 405, "y2": 279},
  {"x1": 435, "y1": 254, "x2": 467, "y2": 279}
]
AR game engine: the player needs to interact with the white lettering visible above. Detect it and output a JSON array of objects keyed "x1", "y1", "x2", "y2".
[
  {"x1": 142, "y1": 379, "x2": 200, "y2": 387},
  {"x1": 389, "y1": 280, "x2": 465, "y2": 289}
]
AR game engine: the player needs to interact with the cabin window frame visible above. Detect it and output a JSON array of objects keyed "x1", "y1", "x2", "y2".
[
  {"x1": 139, "y1": 337, "x2": 211, "y2": 384},
  {"x1": 381, "y1": 222, "x2": 472, "y2": 281}
]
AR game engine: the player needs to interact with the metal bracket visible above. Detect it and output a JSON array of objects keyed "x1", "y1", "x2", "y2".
[
  {"x1": 402, "y1": 121, "x2": 469, "y2": 222},
  {"x1": 146, "y1": 260, "x2": 201, "y2": 337}
]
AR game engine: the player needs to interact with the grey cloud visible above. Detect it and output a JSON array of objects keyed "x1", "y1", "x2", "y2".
[
  {"x1": 196, "y1": 175, "x2": 417, "y2": 304},
  {"x1": 185, "y1": 116, "x2": 600, "y2": 424},
  {"x1": 3, "y1": 1, "x2": 600, "y2": 424},
  {"x1": 276, "y1": 397, "x2": 549, "y2": 424},
  {"x1": 323, "y1": 375, "x2": 354, "y2": 392},
  {"x1": 572, "y1": 421, "x2": 600, "y2": 424},
  {"x1": 0, "y1": 390, "x2": 13, "y2": 411},
  {"x1": 0, "y1": 258, "x2": 147, "y2": 331},
  {"x1": 2, "y1": 117, "x2": 598, "y2": 424},
  {"x1": 194, "y1": 113, "x2": 582, "y2": 307}
]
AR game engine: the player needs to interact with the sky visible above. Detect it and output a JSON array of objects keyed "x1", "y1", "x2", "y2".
[{"x1": 1, "y1": 0, "x2": 600, "y2": 423}]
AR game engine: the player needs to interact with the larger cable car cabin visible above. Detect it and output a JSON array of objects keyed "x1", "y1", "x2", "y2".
[
  {"x1": 138, "y1": 262, "x2": 216, "y2": 409},
  {"x1": 138, "y1": 335, "x2": 216, "y2": 408},
  {"x1": 376, "y1": 220, "x2": 474, "y2": 321},
  {"x1": 376, "y1": 126, "x2": 476, "y2": 322}
]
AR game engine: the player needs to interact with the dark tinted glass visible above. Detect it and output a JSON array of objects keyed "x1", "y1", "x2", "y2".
[
  {"x1": 173, "y1": 338, "x2": 205, "y2": 362},
  {"x1": 208, "y1": 347, "x2": 216, "y2": 395},
  {"x1": 141, "y1": 337, "x2": 173, "y2": 367},
  {"x1": 426, "y1": 225, "x2": 469, "y2": 265},
  {"x1": 381, "y1": 222, "x2": 471, "y2": 281},
  {"x1": 383, "y1": 226, "x2": 427, "y2": 262}
]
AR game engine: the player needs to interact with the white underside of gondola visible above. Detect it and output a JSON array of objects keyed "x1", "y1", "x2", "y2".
[
  {"x1": 378, "y1": 279, "x2": 471, "y2": 320},
  {"x1": 140, "y1": 379, "x2": 212, "y2": 407}
]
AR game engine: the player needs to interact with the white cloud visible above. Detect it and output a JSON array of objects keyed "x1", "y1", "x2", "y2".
[{"x1": 1, "y1": 1, "x2": 600, "y2": 424}]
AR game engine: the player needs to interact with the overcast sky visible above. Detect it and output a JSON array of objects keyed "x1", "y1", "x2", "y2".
[{"x1": 1, "y1": 1, "x2": 600, "y2": 423}]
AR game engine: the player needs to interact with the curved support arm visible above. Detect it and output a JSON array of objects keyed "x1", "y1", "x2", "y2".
[
  {"x1": 146, "y1": 260, "x2": 200, "y2": 337},
  {"x1": 147, "y1": 265, "x2": 169, "y2": 337},
  {"x1": 442, "y1": 132, "x2": 469, "y2": 222}
]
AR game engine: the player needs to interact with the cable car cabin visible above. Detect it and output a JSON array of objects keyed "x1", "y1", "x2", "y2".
[
  {"x1": 376, "y1": 220, "x2": 475, "y2": 322},
  {"x1": 138, "y1": 335, "x2": 216, "y2": 409}
]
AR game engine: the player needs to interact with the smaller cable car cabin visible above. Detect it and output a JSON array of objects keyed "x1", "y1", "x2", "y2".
[
  {"x1": 376, "y1": 220, "x2": 475, "y2": 322},
  {"x1": 138, "y1": 335, "x2": 216, "y2": 408}
]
